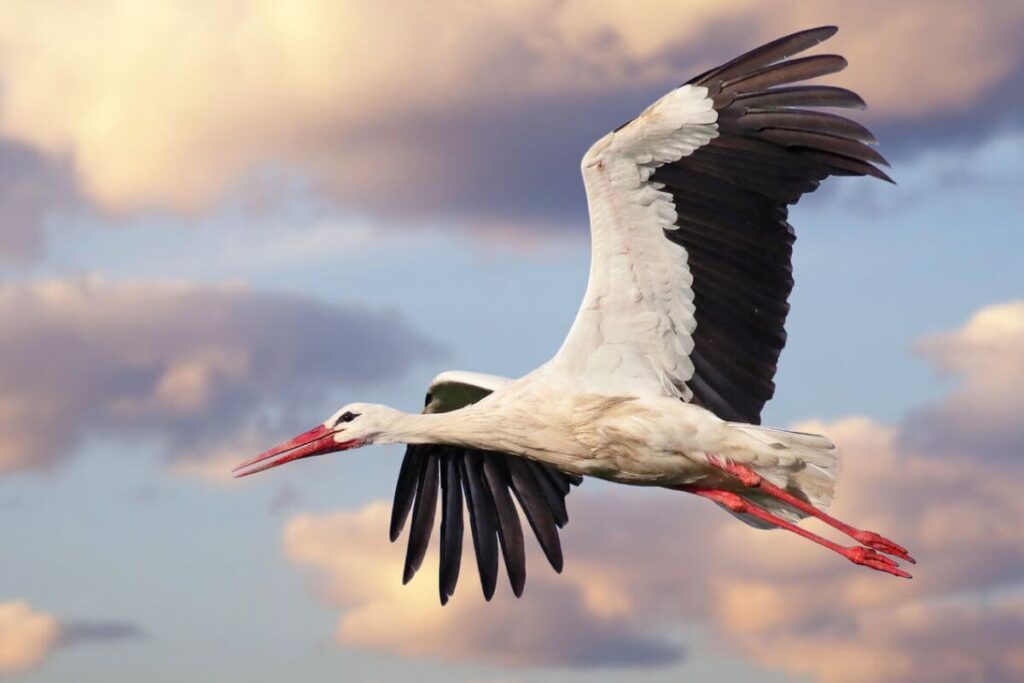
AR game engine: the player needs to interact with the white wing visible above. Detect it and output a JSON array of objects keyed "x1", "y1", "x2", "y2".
[
  {"x1": 549, "y1": 26, "x2": 890, "y2": 424},
  {"x1": 552, "y1": 83, "x2": 717, "y2": 400},
  {"x1": 424, "y1": 370, "x2": 512, "y2": 412}
]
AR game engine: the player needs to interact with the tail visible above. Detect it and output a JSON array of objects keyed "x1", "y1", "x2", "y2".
[{"x1": 720, "y1": 424, "x2": 839, "y2": 529}]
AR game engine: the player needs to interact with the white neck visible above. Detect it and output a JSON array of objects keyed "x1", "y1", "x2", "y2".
[
  {"x1": 379, "y1": 407, "x2": 500, "y2": 449},
  {"x1": 368, "y1": 401, "x2": 584, "y2": 472}
]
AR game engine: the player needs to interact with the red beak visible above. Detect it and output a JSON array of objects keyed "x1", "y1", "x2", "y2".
[{"x1": 232, "y1": 425, "x2": 362, "y2": 478}]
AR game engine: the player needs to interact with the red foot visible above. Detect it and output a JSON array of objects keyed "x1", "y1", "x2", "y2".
[
  {"x1": 850, "y1": 530, "x2": 915, "y2": 565},
  {"x1": 676, "y1": 484, "x2": 912, "y2": 580},
  {"x1": 705, "y1": 457, "x2": 916, "y2": 564},
  {"x1": 846, "y1": 546, "x2": 912, "y2": 579}
]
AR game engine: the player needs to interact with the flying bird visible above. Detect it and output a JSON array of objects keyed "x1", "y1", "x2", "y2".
[{"x1": 235, "y1": 26, "x2": 913, "y2": 604}]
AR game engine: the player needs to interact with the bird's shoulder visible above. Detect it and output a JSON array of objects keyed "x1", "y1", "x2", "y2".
[{"x1": 580, "y1": 83, "x2": 719, "y2": 175}]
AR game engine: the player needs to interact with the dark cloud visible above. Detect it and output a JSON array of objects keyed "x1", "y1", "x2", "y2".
[
  {"x1": 0, "y1": 139, "x2": 79, "y2": 262},
  {"x1": 58, "y1": 620, "x2": 147, "y2": 647},
  {"x1": 866, "y1": 50, "x2": 1024, "y2": 160},
  {"x1": 306, "y1": 83, "x2": 645, "y2": 228},
  {"x1": 304, "y1": 16, "x2": 1024, "y2": 234},
  {"x1": 902, "y1": 406, "x2": 1024, "y2": 462},
  {"x1": 0, "y1": 605, "x2": 143, "y2": 674},
  {"x1": 0, "y1": 278, "x2": 441, "y2": 476}
]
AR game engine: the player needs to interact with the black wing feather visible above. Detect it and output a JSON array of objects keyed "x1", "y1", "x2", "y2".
[
  {"x1": 528, "y1": 460, "x2": 569, "y2": 527},
  {"x1": 691, "y1": 26, "x2": 838, "y2": 86},
  {"x1": 720, "y1": 54, "x2": 848, "y2": 92},
  {"x1": 389, "y1": 445, "x2": 424, "y2": 542},
  {"x1": 460, "y1": 453, "x2": 500, "y2": 600},
  {"x1": 402, "y1": 453, "x2": 438, "y2": 584},
  {"x1": 734, "y1": 85, "x2": 866, "y2": 110},
  {"x1": 507, "y1": 458, "x2": 564, "y2": 572},
  {"x1": 438, "y1": 450, "x2": 464, "y2": 605},
  {"x1": 643, "y1": 26, "x2": 891, "y2": 424},
  {"x1": 482, "y1": 457, "x2": 527, "y2": 597},
  {"x1": 391, "y1": 383, "x2": 579, "y2": 603},
  {"x1": 738, "y1": 110, "x2": 877, "y2": 143}
]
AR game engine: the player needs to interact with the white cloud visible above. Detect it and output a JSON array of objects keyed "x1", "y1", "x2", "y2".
[
  {"x1": 0, "y1": 601, "x2": 60, "y2": 675},
  {"x1": 0, "y1": 1, "x2": 1021, "y2": 219},
  {"x1": 0, "y1": 601, "x2": 145, "y2": 676},
  {"x1": 902, "y1": 300, "x2": 1024, "y2": 459},
  {"x1": 283, "y1": 501, "x2": 683, "y2": 668}
]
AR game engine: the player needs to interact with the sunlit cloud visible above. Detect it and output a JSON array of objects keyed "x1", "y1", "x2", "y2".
[
  {"x1": 0, "y1": 0, "x2": 1021, "y2": 230},
  {"x1": 728, "y1": 593, "x2": 1024, "y2": 683},
  {"x1": 281, "y1": 301, "x2": 1024, "y2": 679},
  {"x1": 0, "y1": 276, "x2": 439, "y2": 476},
  {"x1": 0, "y1": 601, "x2": 60, "y2": 675},
  {"x1": 902, "y1": 300, "x2": 1024, "y2": 460},
  {"x1": 0, "y1": 601, "x2": 145, "y2": 676},
  {"x1": 283, "y1": 502, "x2": 684, "y2": 668}
]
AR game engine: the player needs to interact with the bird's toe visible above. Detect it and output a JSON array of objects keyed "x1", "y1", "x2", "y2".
[{"x1": 853, "y1": 530, "x2": 916, "y2": 564}]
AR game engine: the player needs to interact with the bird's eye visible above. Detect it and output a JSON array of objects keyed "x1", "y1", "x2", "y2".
[{"x1": 339, "y1": 411, "x2": 358, "y2": 423}]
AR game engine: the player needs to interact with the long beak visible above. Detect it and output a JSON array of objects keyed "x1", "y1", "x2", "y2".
[{"x1": 232, "y1": 425, "x2": 361, "y2": 478}]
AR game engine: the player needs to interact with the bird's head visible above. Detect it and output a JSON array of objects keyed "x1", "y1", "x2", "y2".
[{"x1": 232, "y1": 403, "x2": 402, "y2": 478}]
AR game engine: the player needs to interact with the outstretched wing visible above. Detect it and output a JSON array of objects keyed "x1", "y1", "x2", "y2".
[
  {"x1": 389, "y1": 371, "x2": 581, "y2": 604},
  {"x1": 553, "y1": 26, "x2": 890, "y2": 424}
]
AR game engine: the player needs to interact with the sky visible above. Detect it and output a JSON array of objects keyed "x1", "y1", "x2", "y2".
[{"x1": 1, "y1": 2, "x2": 1023, "y2": 681}]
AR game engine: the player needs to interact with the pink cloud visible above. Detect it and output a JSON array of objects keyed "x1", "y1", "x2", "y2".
[
  {"x1": 0, "y1": 601, "x2": 60, "y2": 675},
  {"x1": 0, "y1": 1, "x2": 1021, "y2": 224},
  {"x1": 0, "y1": 277, "x2": 437, "y2": 476},
  {"x1": 902, "y1": 300, "x2": 1024, "y2": 460},
  {"x1": 0, "y1": 601, "x2": 144, "y2": 676},
  {"x1": 734, "y1": 597, "x2": 1024, "y2": 683},
  {"x1": 283, "y1": 502, "x2": 683, "y2": 668}
]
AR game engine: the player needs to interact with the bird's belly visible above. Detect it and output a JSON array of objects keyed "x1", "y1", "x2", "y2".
[
  {"x1": 497, "y1": 391, "x2": 730, "y2": 486},
  {"x1": 563, "y1": 447, "x2": 710, "y2": 486},
  {"x1": 549, "y1": 393, "x2": 733, "y2": 485}
]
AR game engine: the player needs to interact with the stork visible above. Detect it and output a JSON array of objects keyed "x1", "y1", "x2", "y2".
[{"x1": 234, "y1": 27, "x2": 913, "y2": 604}]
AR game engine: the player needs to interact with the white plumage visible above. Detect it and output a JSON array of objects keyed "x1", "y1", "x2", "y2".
[
  {"x1": 235, "y1": 27, "x2": 913, "y2": 604},
  {"x1": 554, "y1": 83, "x2": 717, "y2": 400}
]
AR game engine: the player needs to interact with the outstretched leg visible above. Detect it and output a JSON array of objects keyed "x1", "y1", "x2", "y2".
[
  {"x1": 676, "y1": 485, "x2": 911, "y2": 578},
  {"x1": 706, "y1": 455, "x2": 915, "y2": 564}
]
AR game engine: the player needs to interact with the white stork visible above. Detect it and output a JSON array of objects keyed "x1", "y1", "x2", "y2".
[{"x1": 235, "y1": 26, "x2": 912, "y2": 604}]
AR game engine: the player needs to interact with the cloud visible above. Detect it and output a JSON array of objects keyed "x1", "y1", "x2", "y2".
[
  {"x1": 728, "y1": 595, "x2": 1024, "y2": 683},
  {"x1": 0, "y1": 602, "x2": 145, "y2": 676},
  {"x1": 0, "y1": 277, "x2": 438, "y2": 476},
  {"x1": 57, "y1": 620, "x2": 146, "y2": 647},
  {"x1": 0, "y1": 140, "x2": 79, "y2": 263},
  {"x1": 901, "y1": 300, "x2": 1024, "y2": 460},
  {"x1": 283, "y1": 502, "x2": 684, "y2": 668},
  {"x1": 0, "y1": 601, "x2": 60, "y2": 675},
  {"x1": 281, "y1": 301, "x2": 1024, "y2": 679},
  {"x1": 0, "y1": 1, "x2": 1021, "y2": 228}
]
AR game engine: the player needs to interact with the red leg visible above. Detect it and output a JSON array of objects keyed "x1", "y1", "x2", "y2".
[
  {"x1": 676, "y1": 485, "x2": 912, "y2": 578},
  {"x1": 705, "y1": 456, "x2": 915, "y2": 564}
]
